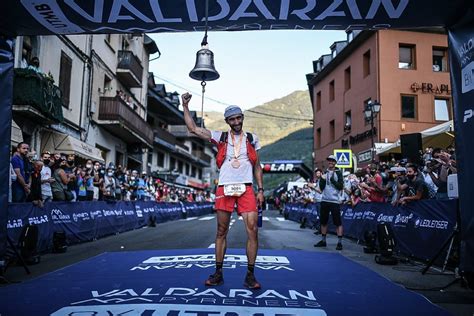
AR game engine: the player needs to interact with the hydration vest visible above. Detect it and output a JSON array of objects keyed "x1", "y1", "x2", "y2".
[{"x1": 212, "y1": 131, "x2": 258, "y2": 169}]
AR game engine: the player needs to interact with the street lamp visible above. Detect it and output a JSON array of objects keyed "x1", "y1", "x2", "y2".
[{"x1": 364, "y1": 100, "x2": 381, "y2": 163}]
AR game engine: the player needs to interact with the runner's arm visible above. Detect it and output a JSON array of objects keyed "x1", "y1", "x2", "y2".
[{"x1": 181, "y1": 93, "x2": 211, "y2": 141}]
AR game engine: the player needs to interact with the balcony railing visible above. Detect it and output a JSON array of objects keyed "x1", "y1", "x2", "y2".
[
  {"x1": 192, "y1": 150, "x2": 212, "y2": 164},
  {"x1": 99, "y1": 96, "x2": 153, "y2": 146},
  {"x1": 117, "y1": 50, "x2": 143, "y2": 87},
  {"x1": 12, "y1": 68, "x2": 64, "y2": 122},
  {"x1": 154, "y1": 127, "x2": 177, "y2": 146}
]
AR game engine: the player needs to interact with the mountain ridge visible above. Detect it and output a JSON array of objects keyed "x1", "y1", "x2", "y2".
[{"x1": 204, "y1": 90, "x2": 313, "y2": 147}]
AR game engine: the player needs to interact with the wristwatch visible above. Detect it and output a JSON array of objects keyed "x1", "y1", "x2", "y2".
[{"x1": 257, "y1": 188, "x2": 264, "y2": 193}]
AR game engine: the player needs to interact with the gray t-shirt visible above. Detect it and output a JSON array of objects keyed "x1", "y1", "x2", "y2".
[
  {"x1": 40, "y1": 165, "x2": 53, "y2": 197},
  {"x1": 211, "y1": 130, "x2": 261, "y2": 185}
]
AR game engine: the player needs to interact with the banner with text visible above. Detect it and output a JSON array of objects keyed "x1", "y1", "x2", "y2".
[
  {"x1": 7, "y1": 201, "x2": 214, "y2": 253},
  {"x1": 285, "y1": 200, "x2": 457, "y2": 261},
  {"x1": 448, "y1": 20, "x2": 474, "y2": 272},
  {"x1": 1, "y1": 1, "x2": 472, "y2": 36}
]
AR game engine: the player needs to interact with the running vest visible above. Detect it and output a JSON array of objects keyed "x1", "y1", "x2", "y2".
[{"x1": 213, "y1": 131, "x2": 258, "y2": 169}]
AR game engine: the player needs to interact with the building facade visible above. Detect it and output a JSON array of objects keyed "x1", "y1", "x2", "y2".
[
  {"x1": 307, "y1": 30, "x2": 451, "y2": 169},
  {"x1": 12, "y1": 33, "x2": 216, "y2": 189}
]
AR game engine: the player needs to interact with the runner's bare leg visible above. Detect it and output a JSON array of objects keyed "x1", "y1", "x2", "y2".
[
  {"x1": 241, "y1": 211, "x2": 259, "y2": 265},
  {"x1": 215, "y1": 210, "x2": 231, "y2": 263}
]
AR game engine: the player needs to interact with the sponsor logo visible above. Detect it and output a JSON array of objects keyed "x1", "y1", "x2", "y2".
[
  {"x1": 343, "y1": 208, "x2": 354, "y2": 219},
  {"x1": 354, "y1": 211, "x2": 364, "y2": 219},
  {"x1": 461, "y1": 62, "x2": 474, "y2": 93},
  {"x1": 52, "y1": 304, "x2": 326, "y2": 316},
  {"x1": 363, "y1": 210, "x2": 376, "y2": 220},
  {"x1": 7, "y1": 218, "x2": 23, "y2": 229},
  {"x1": 377, "y1": 213, "x2": 394, "y2": 223},
  {"x1": 90, "y1": 210, "x2": 103, "y2": 220},
  {"x1": 132, "y1": 254, "x2": 293, "y2": 271},
  {"x1": 262, "y1": 163, "x2": 296, "y2": 173},
  {"x1": 103, "y1": 209, "x2": 123, "y2": 217},
  {"x1": 51, "y1": 208, "x2": 71, "y2": 223},
  {"x1": 464, "y1": 108, "x2": 473, "y2": 123},
  {"x1": 394, "y1": 213, "x2": 413, "y2": 227},
  {"x1": 57, "y1": 287, "x2": 325, "y2": 315},
  {"x1": 72, "y1": 212, "x2": 90, "y2": 222},
  {"x1": 28, "y1": 214, "x2": 49, "y2": 225},
  {"x1": 414, "y1": 219, "x2": 449, "y2": 230}
]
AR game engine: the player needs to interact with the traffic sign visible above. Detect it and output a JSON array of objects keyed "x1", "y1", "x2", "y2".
[{"x1": 334, "y1": 149, "x2": 353, "y2": 169}]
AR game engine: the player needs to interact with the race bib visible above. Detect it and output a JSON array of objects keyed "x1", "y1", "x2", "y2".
[{"x1": 223, "y1": 184, "x2": 246, "y2": 197}]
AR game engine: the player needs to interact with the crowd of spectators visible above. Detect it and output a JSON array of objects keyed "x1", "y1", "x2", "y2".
[
  {"x1": 9, "y1": 142, "x2": 214, "y2": 206},
  {"x1": 278, "y1": 146, "x2": 457, "y2": 208}
]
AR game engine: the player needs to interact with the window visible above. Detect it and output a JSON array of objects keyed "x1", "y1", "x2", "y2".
[
  {"x1": 363, "y1": 50, "x2": 371, "y2": 77},
  {"x1": 170, "y1": 157, "x2": 176, "y2": 170},
  {"x1": 316, "y1": 128, "x2": 321, "y2": 149},
  {"x1": 186, "y1": 163, "x2": 190, "y2": 175},
  {"x1": 401, "y1": 95, "x2": 417, "y2": 119},
  {"x1": 433, "y1": 47, "x2": 448, "y2": 72},
  {"x1": 434, "y1": 98, "x2": 450, "y2": 121},
  {"x1": 329, "y1": 80, "x2": 335, "y2": 102},
  {"x1": 399, "y1": 44, "x2": 415, "y2": 69},
  {"x1": 191, "y1": 166, "x2": 197, "y2": 177},
  {"x1": 198, "y1": 169, "x2": 202, "y2": 179},
  {"x1": 316, "y1": 91, "x2": 321, "y2": 112},
  {"x1": 344, "y1": 67, "x2": 351, "y2": 91},
  {"x1": 147, "y1": 150, "x2": 153, "y2": 166},
  {"x1": 345, "y1": 111, "x2": 352, "y2": 132},
  {"x1": 178, "y1": 160, "x2": 184, "y2": 173},
  {"x1": 364, "y1": 98, "x2": 372, "y2": 125},
  {"x1": 330, "y1": 120, "x2": 335, "y2": 141},
  {"x1": 59, "y1": 51, "x2": 72, "y2": 108},
  {"x1": 157, "y1": 151, "x2": 164, "y2": 167}
]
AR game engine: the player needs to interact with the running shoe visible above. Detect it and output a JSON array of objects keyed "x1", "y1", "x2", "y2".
[
  {"x1": 336, "y1": 242, "x2": 343, "y2": 250},
  {"x1": 205, "y1": 270, "x2": 224, "y2": 286},
  {"x1": 314, "y1": 240, "x2": 327, "y2": 247},
  {"x1": 244, "y1": 272, "x2": 261, "y2": 290}
]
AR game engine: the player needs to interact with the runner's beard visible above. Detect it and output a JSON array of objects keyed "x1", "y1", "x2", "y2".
[{"x1": 230, "y1": 123, "x2": 243, "y2": 134}]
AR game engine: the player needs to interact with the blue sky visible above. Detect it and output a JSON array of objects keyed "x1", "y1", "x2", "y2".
[{"x1": 149, "y1": 30, "x2": 345, "y2": 113}]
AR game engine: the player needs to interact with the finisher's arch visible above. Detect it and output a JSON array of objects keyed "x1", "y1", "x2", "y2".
[{"x1": 1, "y1": 0, "x2": 474, "y2": 281}]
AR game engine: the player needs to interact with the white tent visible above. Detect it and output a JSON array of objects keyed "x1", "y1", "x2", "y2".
[{"x1": 377, "y1": 120, "x2": 454, "y2": 155}]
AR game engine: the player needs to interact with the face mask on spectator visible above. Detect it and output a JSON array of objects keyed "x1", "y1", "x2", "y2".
[
  {"x1": 67, "y1": 160, "x2": 74, "y2": 166},
  {"x1": 107, "y1": 171, "x2": 113, "y2": 177},
  {"x1": 86, "y1": 164, "x2": 92, "y2": 169},
  {"x1": 131, "y1": 176, "x2": 136, "y2": 180},
  {"x1": 43, "y1": 159, "x2": 50, "y2": 165}
]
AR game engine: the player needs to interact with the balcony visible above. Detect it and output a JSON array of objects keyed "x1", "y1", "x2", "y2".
[
  {"x1": 12, "y1": 68, "x2": 64, "y2": 123},
  {"x1": 154, "y1": 127, "x2": 178, "y2": 151},
  {"x1": 192, "y1": 150, "x2": 212, "y2": 164},
  {"x1": 168, "y1": 125, "x2": 191, "y2": 137},
  {"x1": 117, "y1": 50, "x2": 143, "y2": 88},
  {"x1": 98, "y1": 96, "x2": 153, "y2": 147}
]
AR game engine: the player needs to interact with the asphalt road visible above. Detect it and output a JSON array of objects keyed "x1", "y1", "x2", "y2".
[{"x1": 2, "y1": 208, "x2": 474, "y2": 316}]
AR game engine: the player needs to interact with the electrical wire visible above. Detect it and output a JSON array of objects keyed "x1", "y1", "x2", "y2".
[{"x1": 246, "y1": 109, "x2": 313, "y2": 122}]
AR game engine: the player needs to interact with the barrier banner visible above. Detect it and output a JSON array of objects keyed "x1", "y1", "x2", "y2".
[
  {"x1": 448, "y1": 21, "x2": 474, "y2": 273},
  {"x1": 286, "y1": 200, "x2": 458, "y2": 261},
  {"x1": 0, "y1": 37, "x2": 14, "y2": 262},
  {"x1": 7, "y1": 202, "x2": 52, "y2": 253},
  {"x1": 6, "y1": 201, "x2": 214, "y2": 254}
]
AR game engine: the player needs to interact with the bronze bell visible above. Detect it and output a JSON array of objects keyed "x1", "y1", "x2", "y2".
[{"x1": 189, "y1": 47, "x2": 220, "y2": 81}]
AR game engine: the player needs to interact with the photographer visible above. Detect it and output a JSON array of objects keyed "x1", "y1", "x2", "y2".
[{"x1": 427, "y1": 148, "x2": 457, "y2": 200}]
